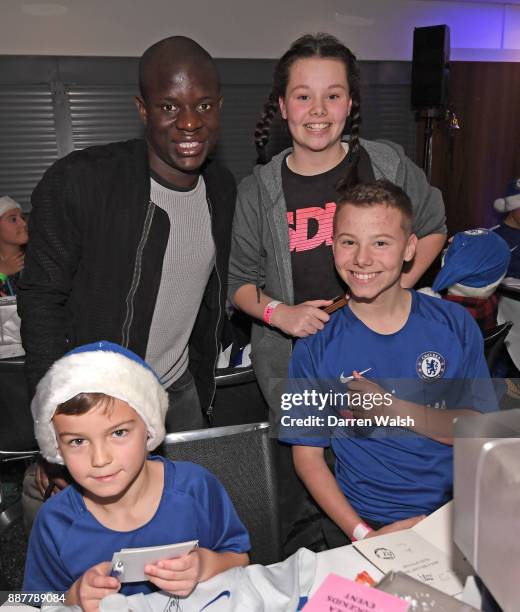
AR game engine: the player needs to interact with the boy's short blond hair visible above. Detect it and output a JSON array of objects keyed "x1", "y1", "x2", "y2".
[{"x1": 334, "y1": 179, "x2": 414, "y2": 235}]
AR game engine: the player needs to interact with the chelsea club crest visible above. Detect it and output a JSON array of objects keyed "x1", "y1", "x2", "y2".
[{"x1": 416, "y1": 351, "x2": 446, "y2": 381}]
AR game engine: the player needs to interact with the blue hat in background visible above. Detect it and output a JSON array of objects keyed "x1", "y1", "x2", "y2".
[
  {"x1": 494, "y1": 177, "x2": 520, "y2": 213},
  {"x1": 432, "y1": 229, "x2": 511, "y2": 292}
]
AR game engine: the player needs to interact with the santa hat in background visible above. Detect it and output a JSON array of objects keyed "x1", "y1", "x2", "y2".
[
  {"x1": 432, "y1": 229, "x2": 511, "y2": 298},
  {"x1": 494, "y1": 178, "x2": 520, "y2": 213},
  {"x1": 0, "y1": 195, "x2": 21, "y2": 217}
]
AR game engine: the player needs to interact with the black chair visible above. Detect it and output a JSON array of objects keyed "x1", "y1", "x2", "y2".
[
  {"x1": 0, "y1": 357, "x2": 38, "y2": 589},
  {"x1": 0, "y1": 357, "x2": 38, "y2": 537},
  {"x1": 163, "y1": 422, "x2": 281, "y2": 565},
  {"x1": 483, "y1": 321, "x2": 513, "y2": 371},
  {"x1": 212, "y1": 311, "x2": 269, "y2": 427},
  {"x1": 211, "y1": 364, "x2": 269, "y2": 427}
]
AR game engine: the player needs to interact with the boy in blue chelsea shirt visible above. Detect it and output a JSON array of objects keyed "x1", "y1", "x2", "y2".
[
  {"x1": 280, "y1": 180, "x2": 496, "y2": 544},
  {"x1": 24, "y1": 341, "x2": 249, "y2": 611}
]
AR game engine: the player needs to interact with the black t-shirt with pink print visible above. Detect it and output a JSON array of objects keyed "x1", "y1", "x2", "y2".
[{"x1": 282, "y1": 147, "x2": 375, "y2": 304}]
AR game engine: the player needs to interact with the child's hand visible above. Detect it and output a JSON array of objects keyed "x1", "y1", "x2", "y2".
[
  {"x1": 365, "y1": 515, "x2": 426, "y2": 538},
  {"x1": 67, "y1": 561, "x2": 120, "y2": 612},
  {"x1": 348, "y1": 372, "x2": 395, "y2": 420},
  {"x1": 0, "y1": 251, "x2": 24, "y2": 276},
  {"x1": 145, "y1": 550, "x2": 201, "y2": 597},
  {"x1": 270, "y1": 300, "x2": 332, "y2": 337}
]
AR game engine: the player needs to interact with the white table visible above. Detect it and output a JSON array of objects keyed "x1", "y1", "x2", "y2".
[{"x1": 311, "y1": 543, "x2": 384, "y2": 596}]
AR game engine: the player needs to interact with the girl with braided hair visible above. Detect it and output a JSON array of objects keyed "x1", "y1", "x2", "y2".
[
  {"x1": 228, "y1": 33, "x2": 446, "y2": 551},
  {"x1": 229, "y1": 33, "x2": 446, "y2": 413}
]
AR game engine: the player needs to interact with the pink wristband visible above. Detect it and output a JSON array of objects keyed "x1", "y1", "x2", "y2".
[
  {"x1": 351, "y1": 522, "x2": 373, "y2": 541},
  {"x1": 263, "y1": 300, "x2": 282, "y2": 325}
]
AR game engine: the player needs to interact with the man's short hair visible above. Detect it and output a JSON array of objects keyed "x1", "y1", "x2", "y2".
[
  {"x1": 138, "y1": 36, "x2": 219, "y2": 101},
  {"x1": 334, "y1": 179, "x2": 414, "y2": 235}
]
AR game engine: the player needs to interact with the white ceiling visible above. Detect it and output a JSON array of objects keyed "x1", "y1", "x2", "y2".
[{"x1": 414, "y1": 0, "x2": 520, "y2": 4}]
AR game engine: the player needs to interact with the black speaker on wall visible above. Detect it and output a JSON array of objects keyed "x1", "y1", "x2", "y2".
[{"x1": 411, "y1": 25, "x2": 450, "y2": 110}]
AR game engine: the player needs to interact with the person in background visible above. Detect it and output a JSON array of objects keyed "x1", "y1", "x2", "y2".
[
  {"x1": 0, "y1": 195, "x2": 28, "y2": 296},
  {"x1": 493, "y1": 177, "x2": 520, "y2": 279},
  {"x1": 23, "y1": 341, "x2": 249, "y2": 611},
  {"x1": 423, "y1": 229, "x2": 511, "y2": 335},
  {"x1": 492, "y1": 178, "x2": 520, "y2": 379},
  {"x1": 0, "y1": 195, "x2": 29, "y2": 516}
]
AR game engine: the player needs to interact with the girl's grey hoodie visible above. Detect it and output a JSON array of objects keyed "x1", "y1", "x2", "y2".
[{"x1": 228, "y1": 138, "x2": 446, "y2": 411}]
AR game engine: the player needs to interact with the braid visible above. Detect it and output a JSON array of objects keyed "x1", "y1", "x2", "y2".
[
  {"x1": 337, "y1": 98, "x2": 362, "y2": 191},
  {"x1": 254, "y1": 93, "x2": 279, "y2": 164},
  {"x1": 348, "y1": 98, "x2": 362, "y2": 154}
]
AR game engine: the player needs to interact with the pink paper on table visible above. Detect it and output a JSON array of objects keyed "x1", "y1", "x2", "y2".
[{"x1": 304, "y1": 573, "x2": 409, "y2": 611}]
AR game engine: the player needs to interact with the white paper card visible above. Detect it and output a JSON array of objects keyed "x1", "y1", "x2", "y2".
[
  {"x1": 111, "y1": 540, "x2": 198, "y2": 583},
  {"x1": 353, "y1": 530, "x2": 464, "y2": 596}
]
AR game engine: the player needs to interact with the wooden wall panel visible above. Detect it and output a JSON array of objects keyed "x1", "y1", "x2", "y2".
[{"x1": 418, "y1": 62, "x2": 520, "y2": 235}]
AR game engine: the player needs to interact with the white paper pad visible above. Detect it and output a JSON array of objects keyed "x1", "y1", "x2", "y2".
[
  {"x1": 111, "y1": 540, "x2": 198, "y2": 583},
  {"x1": 354, "y1": 529, "x2": 464, "y2": 596}
]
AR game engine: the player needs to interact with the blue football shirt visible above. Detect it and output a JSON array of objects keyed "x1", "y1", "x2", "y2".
[
  {"x1": 280, "y1": 291, "x2": 497, "y2": 523},
  {"x1": 23, "y1": 457, "x2": 250, "y2": 595}
]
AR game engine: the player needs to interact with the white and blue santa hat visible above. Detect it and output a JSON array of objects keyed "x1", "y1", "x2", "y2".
[
  {"x1": 32, "y1": 341, "x2": 168, "y2": 464},
  {"x1": 0, "y1": 195, "x2": 21, "y2": 217},
  {"x1": 494, "y1": 177, "x2": 520, "y2": 213},
  {"x1": 432, "y1": 229, "x2": 511, "y2": 293}
]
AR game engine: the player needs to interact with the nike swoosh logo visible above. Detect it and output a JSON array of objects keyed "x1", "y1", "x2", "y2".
[
  {"x1": 200, "y1": 590, "x2": 231, "y2": 610},
  {"x1": 340, "y1": 367, "x2": 372, "y2": 383}
]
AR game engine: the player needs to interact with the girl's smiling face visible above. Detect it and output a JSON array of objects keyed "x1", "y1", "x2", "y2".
[{"x1": 279, "y1": 57, "x2": 352, "y2": 161}]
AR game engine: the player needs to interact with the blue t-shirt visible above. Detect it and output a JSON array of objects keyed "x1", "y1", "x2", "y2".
[
  {"x1": 23, "y1": 457, "x2": 250, "y2": 595},
  {"x1": 280, "y1": 291, "x2": 496, "y2": 523}
]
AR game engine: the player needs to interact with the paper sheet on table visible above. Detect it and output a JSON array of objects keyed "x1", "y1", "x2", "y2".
[
  {"x1": 412, "y1": 501, "x2": 473, "y2": 579},
  {"x1": 304, "y1": 573, "x2": 409, "y2": 612},
  {"x1": 353, "y1": 523, "x2": 465, "y2": 597},
  {"x1": 412, "y1": 501, "x2": 458, "y2": 557},
  {"x1": 311, "y1": 503, "x2": 474, "y2": 601}
]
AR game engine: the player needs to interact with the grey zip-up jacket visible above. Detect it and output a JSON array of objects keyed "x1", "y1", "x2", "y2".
[{"x1": 228, "y1": 139, "x2": 446, "y2": 410}]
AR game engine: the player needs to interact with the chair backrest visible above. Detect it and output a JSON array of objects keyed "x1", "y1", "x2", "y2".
[
  {"x1": 212, "y1": 365, "x2": 268, "y2": 427},
  {"x1": 0, "y1": 357, "x2": 36, "y2": 452},
  {"x1": 215, "y1": 365, "x2": 256, "y2": 388},
  {"x1": 483, "y1": 321, "x2": 513, "y2": 370},
  {"x1": 162, "y1": 422, "x2": 281, "y2": 565},
  {"x1": 0, "y1": 358, "x2": 38, "y2": 548}
]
